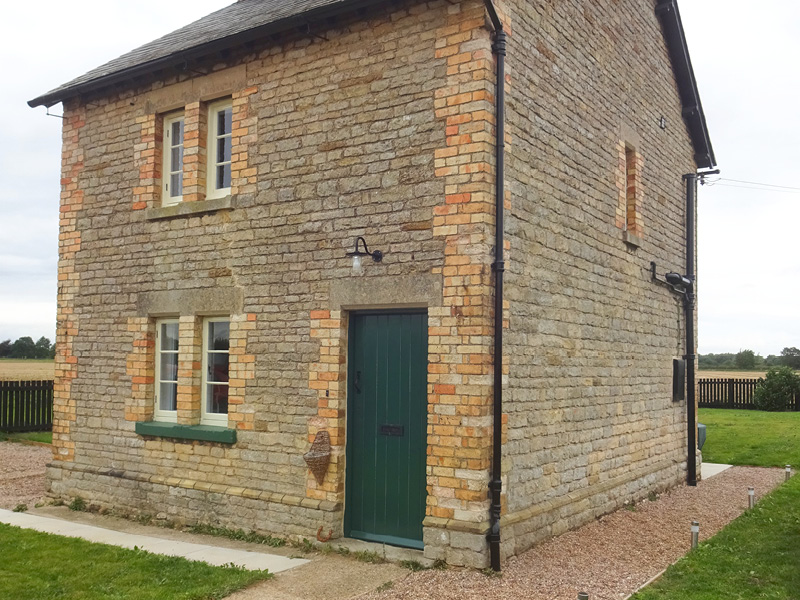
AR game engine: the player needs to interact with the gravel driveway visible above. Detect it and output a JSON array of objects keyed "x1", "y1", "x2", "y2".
[
  {"x1": 358, "y1": 466, "x2": 784, "y2": 600},
  {"x1": 0, "y1": 442, "x2": 51, "y2": 510}
]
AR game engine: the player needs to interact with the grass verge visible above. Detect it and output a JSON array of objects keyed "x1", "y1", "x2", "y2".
[
  {"x1": 631, "y1": 474, "x2": 800, "y2": 600},
  {"x1": 699, "y1": 408, "x2": 800, "y2": 467},
  {"x1": 0, "y1": 523, "x2": 270, "y2": 600},
  {"x1": 0, "y1": 431, "x2": 52, "y2": 444}
]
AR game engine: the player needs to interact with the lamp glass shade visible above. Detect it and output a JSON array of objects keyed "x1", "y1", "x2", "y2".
[{"x1": 351, "y1": 254, "x2": 363, "y2": 275}]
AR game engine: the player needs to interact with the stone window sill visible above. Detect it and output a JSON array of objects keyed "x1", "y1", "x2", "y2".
[
  {"x1": 623, "y1": 230, "x2": 643, "y2": 249},
  {"x1": 145, "y1": 196, "x2": 233, "y2": 221},
  {"x1": 135, "y1": 421, "x2": 237, "y2": 444}
]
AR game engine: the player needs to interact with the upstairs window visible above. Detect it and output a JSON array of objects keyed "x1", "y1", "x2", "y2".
[
  {"x1": 207, "y1": 100, "x2": 233, "y2": 199},
  {"x1": 162, "y1": 113, "x2": 185, "y2": 206},
  {"x1": 154, "y1": 319, "x2": 179, "y2": 422}
]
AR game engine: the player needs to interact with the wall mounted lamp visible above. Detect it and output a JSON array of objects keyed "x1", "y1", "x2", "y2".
[
  {"x1": 650, "y1": 262, "x2": 692, "y2": 296},
  {"x1": 346, "y1": 236, "x2": 383, "y2": 275}
]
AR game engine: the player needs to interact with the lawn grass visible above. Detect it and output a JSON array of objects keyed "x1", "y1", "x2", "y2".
[
  {"x1": 631, "y1": 474, "x2": 800, "y2": 600},
  {"x1": 0, "y1": 431, "x2": 52, "y2": 444},
  {"x1": 0, "y1": 523, "x2": 270, "y2": 600},
  {"x1": 699, "y1": 408, "x2": 800, "y2": 468}
]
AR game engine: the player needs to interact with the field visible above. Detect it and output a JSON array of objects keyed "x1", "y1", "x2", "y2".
[
  {"x1": 0, "y1": 360, "x2": 55, "y2": 381},
  {"x1": 697, "y1": 369, "x2": 765, "y2": 379}
]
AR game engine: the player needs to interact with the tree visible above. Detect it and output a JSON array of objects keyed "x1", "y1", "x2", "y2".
[
  {"x1": 735, "y1": 349, "x2": 757, "y2": 370},
  {"x1": 0, "y1": 339, "x2": 10, "y2": 358},
  {"x1": 34, "y1": 337, "x2": 53, "y2": 359},
  {"x1": 780, "y1": 347, "x2": 800, "y2": 370},
  {"x1": 9, "y1": 337, "x2": 37, "y2": 359}
]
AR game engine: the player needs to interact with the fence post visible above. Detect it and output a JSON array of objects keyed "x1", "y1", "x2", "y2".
[{"x1": 728, "y1": 379, "x2": 735, "y2": 409}]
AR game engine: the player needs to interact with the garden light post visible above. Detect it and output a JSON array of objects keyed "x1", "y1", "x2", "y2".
[{"x1": 748, "y1": 487, "x2": 755, "y2": 509}]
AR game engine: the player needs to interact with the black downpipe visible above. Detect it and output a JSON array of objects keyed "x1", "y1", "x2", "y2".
[
  {"x1": 483, "y1": 0, "x2": 505, "y2": 572},
  {"x1": 683, "y1": 173, "x2": 697, "y2": 486}
]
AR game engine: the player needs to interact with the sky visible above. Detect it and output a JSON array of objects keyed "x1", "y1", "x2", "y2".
[{"x1": 1, "y1": 1, "x2": 798, "y2": 356}]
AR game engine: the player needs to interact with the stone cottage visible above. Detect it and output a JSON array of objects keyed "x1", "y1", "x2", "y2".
[{"x1": 30, "y1": 0, "x2": 716, "y2": 568}]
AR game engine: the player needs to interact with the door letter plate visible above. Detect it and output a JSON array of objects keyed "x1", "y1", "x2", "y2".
[{"x1": 379, "y1": 424, "x2": 405, "y2": 437}]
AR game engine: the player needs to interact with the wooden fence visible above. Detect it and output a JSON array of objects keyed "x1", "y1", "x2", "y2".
[
  {"x1": 0, "y1": 380, "x2": 54, "y2": 432},
  {"x1": 698, "y1": 377, "x2": 800, "y2": 411}
]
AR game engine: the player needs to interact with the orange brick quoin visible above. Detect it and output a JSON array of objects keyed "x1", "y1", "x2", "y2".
[
  {"x1": 427, "y1": 1, "x2": 511, "y2": 524},
  {"x1": 53, "y1": 102, "x2": 86, "y2": 461},
  {"x1": 307, "y1": 310, "x2": 347, "y2": 502}
]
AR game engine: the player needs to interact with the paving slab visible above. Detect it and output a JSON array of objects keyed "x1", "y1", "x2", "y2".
[
  {"x1": 0, "y1": 509, "x2": 308, "y2": 573},
  {"x1": 701, "y1": 462, "x2": 733, "y2": 480}
]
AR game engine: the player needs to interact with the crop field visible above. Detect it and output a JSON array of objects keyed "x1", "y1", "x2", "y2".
[
  {"x1": 0, "y1": 360, "x2": 55, "y2": 381},
  {"x1": 697, "y1": 369, "x2": 766, "y2": 379}
]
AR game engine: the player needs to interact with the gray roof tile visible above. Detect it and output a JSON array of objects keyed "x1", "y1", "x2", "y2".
[{"x1": 29, "y1": 0, "x2": 355, "y2": 107}]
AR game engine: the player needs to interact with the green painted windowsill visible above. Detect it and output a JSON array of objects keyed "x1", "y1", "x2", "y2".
[{"x1": 134, "y1": 421, "x2": 236, "y2": 444}]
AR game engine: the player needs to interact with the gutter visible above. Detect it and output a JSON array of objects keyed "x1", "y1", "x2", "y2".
[{"x1": 483, "y1": 0, "x2": 505, "y2": 573}]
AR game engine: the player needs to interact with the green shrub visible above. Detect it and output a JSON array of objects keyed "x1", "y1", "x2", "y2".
[{"x1": 753, "y1": 367, "x2": 800, "y2": 411}]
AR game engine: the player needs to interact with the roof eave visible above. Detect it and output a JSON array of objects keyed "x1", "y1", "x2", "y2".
[
  {"x1": 655, "y1": 0, "x2": 717, "y2": 170},
  {"x1": 28, "y1": 0, "x2": 383, "y2": 109}
]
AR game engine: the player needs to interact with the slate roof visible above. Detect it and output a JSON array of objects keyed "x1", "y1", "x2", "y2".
[
  {"x1": 28, "y1": 0, "x2": 376, "y2": 108},
  {"x1": 28, "y1": 0, "x2": 715, "y2": 168}
]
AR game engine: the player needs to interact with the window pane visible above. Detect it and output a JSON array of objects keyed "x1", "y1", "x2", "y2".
[
  {"x1": 218, "y1": 107, "x2": 232, "y2": 136},
  {"x1": 172, "y1": 120, "x2": 183, "y2": 144},
  {"x1": 208, "y1": 321, "x2": 229, "y2": 351},
  {"x1": 160, "y1": 352, "x2": 178, "y2": 382},
  {"x1": 170, "y1": 173, "x2": 182, "y2": 196},
  {"x1": 207, "y1": 353, "x2": 229, "y2": 383},
  {"x1": 217, "y1": 164, "x2": 231, "y2": 190},
  {"x1": 207, "y1": 384, "x2": 228, "y2": 414},
  {"x1": 161, "y1": 322, "x2": 178, "y2": 351},
  {"x1": 159, "y1": 381, "x2": 177, "y2": 412},
  {"x1": 217, "y1": 137, "x2": 231, "y2": 164}
]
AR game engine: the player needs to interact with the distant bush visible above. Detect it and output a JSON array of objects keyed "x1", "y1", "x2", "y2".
[{"x1": 753, "y1": 367, "x2": 800, "y2": 411}]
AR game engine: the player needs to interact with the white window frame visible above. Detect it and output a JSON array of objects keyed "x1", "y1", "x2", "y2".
[
  {"x1": 206, "y1": 99, "x2": 233, "y2": 200},
  {"x1": 154, "y1": 318, "x2": 179, "y2": 423},
  {"x1": 201, "y1": 317, "x2": 230, "y2": 426},
  {"x1": 162, "y1": 112, "x2": 185, "y2": 206}
]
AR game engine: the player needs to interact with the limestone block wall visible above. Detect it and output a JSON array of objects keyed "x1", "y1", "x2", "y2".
[
  {"x1": 501, "y1": 0, "x2": 697, "y2": 557},
  {"x1": 50, "y1": 0, "x2": 460, "y2": 539}
]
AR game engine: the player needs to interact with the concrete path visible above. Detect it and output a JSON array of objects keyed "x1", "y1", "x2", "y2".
[
  {"x1": 0, "y1": 508, "x2": 308, "y2": 573},
  {"x1": 701, "y1": 462, "x2": 733, "y2": 480}
]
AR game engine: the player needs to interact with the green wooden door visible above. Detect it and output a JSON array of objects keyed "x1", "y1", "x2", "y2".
[{"x1": 345, "y1": 311, "x2": 428, "y2": 549}]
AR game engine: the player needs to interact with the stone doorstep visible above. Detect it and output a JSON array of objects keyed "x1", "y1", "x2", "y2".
[
  {"x1": 329, "y1": 537, "x2": 432, "y2": 567},
  {"x1": 0, "y1": 508, "x2": 308, "y2": 573}
]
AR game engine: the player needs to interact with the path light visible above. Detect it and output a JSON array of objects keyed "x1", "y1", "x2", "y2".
[
  {"x1": 578, "y1": 593, "x2": 589, "y2": 600},
  {"x1": 691, "y1": 521, "x2": 699, "y2": 549},
  {"x1": 786, "y1": 465, "x2": 792, "y2": 482},
  {"x1": 748, "y1": 487, "x2": 755, "y2": 509},
  {"x1": 346, "y1": 236, "x2": 383, "y2": 275}
]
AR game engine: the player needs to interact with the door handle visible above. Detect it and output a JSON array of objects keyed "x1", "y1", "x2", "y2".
[{"x1": 354, "y1": 370, "x2": 361, "y2": 393}]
